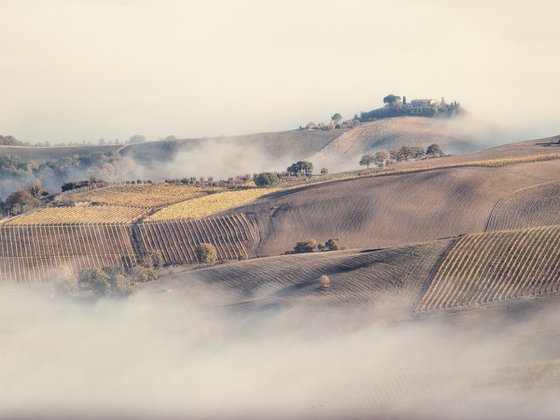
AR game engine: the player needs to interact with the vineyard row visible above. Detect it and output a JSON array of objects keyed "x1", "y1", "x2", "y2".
[
  {"x1": 0, "y1": 213, "x2": 258, "y2": 283},
  {"x1": 417, "y1": 225, "x2": 560, "y2": 311}
]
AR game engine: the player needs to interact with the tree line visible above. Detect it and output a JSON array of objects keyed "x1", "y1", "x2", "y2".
[{"x1": 359, "y1": 144, "x2": 444, "y2": 169}]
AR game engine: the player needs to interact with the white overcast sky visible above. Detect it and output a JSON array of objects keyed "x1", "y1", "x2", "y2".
[{"x1": 1, "y1": 0, "x2": 559, "y2": 143}]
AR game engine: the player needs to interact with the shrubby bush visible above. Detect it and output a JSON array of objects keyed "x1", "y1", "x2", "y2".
[
  {"x1": 254, "y1": 172, "x2": 280, "y2": 188},
  {"x1": 195, "y1": 243, "x2": 218, "y2": 264}
]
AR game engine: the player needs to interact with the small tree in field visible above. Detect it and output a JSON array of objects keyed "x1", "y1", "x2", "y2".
[
  {"x1": 78, "y1": 268, "x2": 118, "y2": 297},
  {"x1": 150, "y1": 250, "x2": 164, "y2": 269},
  {"x1": 411, "y1": 146, "x2": 425, "y2": 159},
  {"x1": 320, "y1": 167, "x2": 328, "y2": 175},
  {"x1": 293, "y1": 239, "x2": 317, "y2": 254},
  {"x1": 325, "y1": 238, "x2": 342, "y2": 251},
  {"x1": 359, "y1": 153, "x2": 375, "y2": 169},
  {"x1": 396, "y1": 145, "x2": 414, "y2": 162},
  {"x1": 375, "y1": 150, "x2": 388, "y2": 167},
  {"x1": 195, "y1": 243, "x2": 218, "y2": 264},
  {"x1": 426, "y1": 143, "x2": 444, "y2": 157},
  {"x1": 287, "y1": 161, "x2": 314, "y2": 177},
  {"x1": 254, "y1": 172, "x2": 279, "y2": 188},
  {"x1": 331, "y1": 113, "x2": 343, "y2": 124}
]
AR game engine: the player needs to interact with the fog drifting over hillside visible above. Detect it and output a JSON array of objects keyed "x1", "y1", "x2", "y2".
[
  {"x1": 2, "y1": 284, "x2": 560, "y2": 419},
  {"x1": 1, "y1": 0, "x2": 559, "y2": 144}
]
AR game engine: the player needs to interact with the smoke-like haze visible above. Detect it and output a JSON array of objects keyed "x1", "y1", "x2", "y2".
[
  {"x1": 133, "y1": 139, "x2": 290, "y2": 181},
  {"x1": 2, "y1": 282, "x2": 560, "y2": 419},
  {"x1": 1, "y1": 0, "x2": 559, "y2": 144}
]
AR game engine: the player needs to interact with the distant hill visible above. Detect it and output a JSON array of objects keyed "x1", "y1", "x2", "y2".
[
  {"x1": 0, "y1": 116, "x2": 490, "y2": 183},
  {"x1": 0, "y1": 144, "x2": 118, "y2": 162},
  {"x1": 119, "y1": 129, "x2": 347, "y2": 165},
  {"x1": 309, "y1": 116, "x2": 482, "y2": 170}
]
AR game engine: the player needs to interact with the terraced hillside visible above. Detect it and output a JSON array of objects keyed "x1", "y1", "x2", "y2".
[
  {"x1": 231, "y1": 159, "x2": 560, "y2": 257},
  {"x1": 417, "y1": 225, "x2": 560, "y2": 312},
  {"x1": 486, "y1": 181, "x2": 560, "y2": 231}
]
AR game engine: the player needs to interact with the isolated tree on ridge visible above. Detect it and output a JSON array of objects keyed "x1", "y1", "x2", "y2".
[
  {"x1": 383, "y1": 94, "x2": 401, "y2": 106},
  {"x1": 331, "y1": 113, "x2": 343, "y2": 124},
  {"x1": 374, "y1": 150, "x2": 388, "y2": 167},
  {"x1": 359, "y1": 153, "x2": 375, "y2": 169}
]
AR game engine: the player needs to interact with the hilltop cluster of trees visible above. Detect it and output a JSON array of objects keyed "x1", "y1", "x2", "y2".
[
  {"x1": 359, "y1": 144, "x2": 444, "y2": 168},
  {"x1": 286, "y1": 238, "x2": 343, "y2": 254},
  {"x1": 253, "y1": 160, "x2": 316, "y2": 188},
  {"x1": 360, "y1": 95, "x2": 462, "y2": 122},
  {"x1": 301, "y1": 114, "x2": 360, "y2": 131}
]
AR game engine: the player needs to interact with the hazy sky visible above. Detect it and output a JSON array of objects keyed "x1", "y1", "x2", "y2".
[{"x1": 1, "y1": 0, "x2": 559, "y2": 143}]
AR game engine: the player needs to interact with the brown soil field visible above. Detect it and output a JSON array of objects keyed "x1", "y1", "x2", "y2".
[
  {"x1": 229, "y1": 158, "x2": 560, "y2": 257},
  {"x1": 147, "y1": 223, "x2": 560, "y2": 318},
  {"x1": 486, "y1": 181, "x2": 560, "y2": 231},
  {"x1": 148, "y1": 239, "x2": 454, "y2": 320}
]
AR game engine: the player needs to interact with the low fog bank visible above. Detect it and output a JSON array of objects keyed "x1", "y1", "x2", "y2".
[
  {"x1": 304, "y1": 115, "x2": 545, "y2": 174},
  {"x1": 2, "y1": 284, "x2": 560, "y2": 419},
  {"x1": 128, "y1": 114, "x2": 547, "y2": 182},
  {"x1": 132, "y1": 139, "x2": 292, "y2": 181},
  {"x1": 2, "y1": 116, "x2": 556, "y2": 201}
]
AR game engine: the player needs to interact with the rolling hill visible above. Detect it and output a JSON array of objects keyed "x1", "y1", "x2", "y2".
[
  {"x1": 2, "y1": 135, "x2": 560, "y2": 283},
  {"x1": 309, "y1": 116, "x2": 481, "y2": 169},
  {"x1": 119, "y1": 129, "x2": 346, "y2": 165},
  {"x1": 146, "y1": 223, "x2": 560, "y2": 320},
  {"x1": 0, "y1": 144, "x2": 118, "y2": 161},
  {"x1": 228, "y1": 157, "x2": 560, "y2": 257}
]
